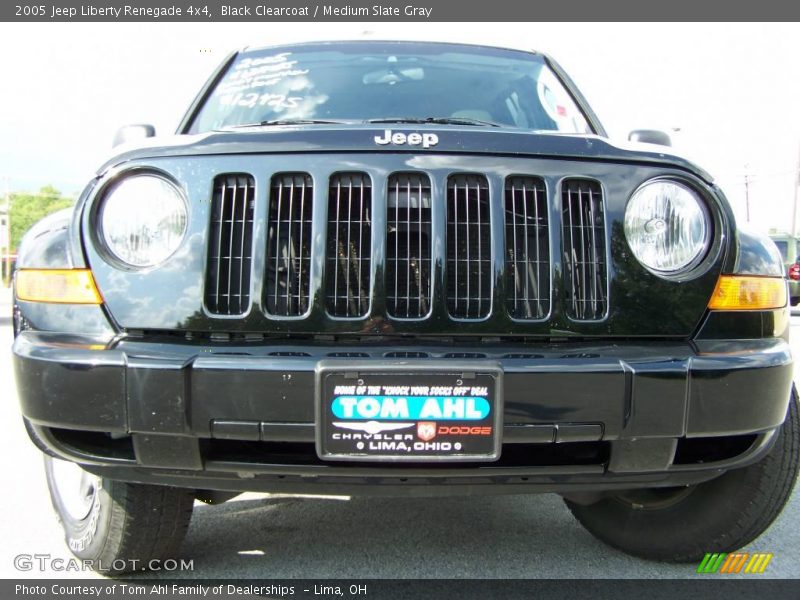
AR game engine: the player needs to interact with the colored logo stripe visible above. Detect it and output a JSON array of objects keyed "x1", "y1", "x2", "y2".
[
  {"x1": 719, "y1": 553, "x2": 749, "y2": 573},
  {"x1": 697, "y1": 552, "x2": 773, "y2": 574},
  {"x1": 745, "y1": 553, "x2": 773, "y2": 573},
  {"x1": 697, "y1": 553, "x2": 727, "y2": 573}
]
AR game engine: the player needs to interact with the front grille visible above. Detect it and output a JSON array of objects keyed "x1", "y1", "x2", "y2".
[
  {"x1": 202, "y1": 167, "x2": 612, "y2": 328},
  {"x1": 265, "y1": 173, "x2": 313, "y2": 317},
  {"x1": 326, "y1": 173, "x2": 372, "y2": 318},
  {"x1": 505, "y1": 176, "x2": 549, "y2": 319},
  {"x1": 205, "y1": 174, "x2": 255, "y2": 315},
  {"x1": 387, "y1": 173, "x2": 432, "y2": 318},
  {"x1": 446, "y1": 174, "x2": 492, "y2": 319},
  {"x1": 562, "y1": 179, "x2": 607, "y2": 320}
]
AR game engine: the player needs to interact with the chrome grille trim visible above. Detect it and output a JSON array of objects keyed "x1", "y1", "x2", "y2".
[
  {"x1": 325, "y1": 173, "x2": 372, "y2": 318},
  {"x1": 505, "y1": 176, "x2": 550, "y2": 319},
  {"x1": 386, "y1": 173, "x2": 433, "y2": 318},
  {"x1": 446, "y1": 174, "x2": 492, "y2": 319},
  {"x1": 265, "y1": 173, "x2": 313, "y2": 317},
  {"x1": 562, "y1": 179, "x2": 608, "y2": 320},
  {"x1": 204, "y1": 174, "x2": 255, "y2": 315}
]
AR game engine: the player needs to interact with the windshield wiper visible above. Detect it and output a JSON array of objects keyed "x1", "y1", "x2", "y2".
[
  {"x1": 368, "y1": 117, "x2": 502, "y2": 128},
  {"x1": 227, "y1": 118, "x2": 352, "y2": 128}
]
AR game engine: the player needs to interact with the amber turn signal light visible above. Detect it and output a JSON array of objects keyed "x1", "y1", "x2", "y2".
[
  {"x1": 15, "y1": 269, "x2": 103, "y2": 304},
  {"x1": 708, "y1": 276, "x2": 787, "y2": 311}
]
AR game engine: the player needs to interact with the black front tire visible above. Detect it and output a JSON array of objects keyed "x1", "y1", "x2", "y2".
[
  {"x1": 565, "y1": 387, "x2": 800, "y2": 562},
  {"x1": 44, "y1": 457, "x2": 195, "y2": 574}
]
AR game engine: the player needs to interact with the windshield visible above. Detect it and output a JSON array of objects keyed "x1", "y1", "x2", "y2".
[{"x1": 189, "y1": 42, "x2": 593, "y2": 134}]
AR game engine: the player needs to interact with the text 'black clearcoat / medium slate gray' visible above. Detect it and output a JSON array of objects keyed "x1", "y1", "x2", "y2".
[{"x1": 11, "y1": 41, "x2": 800, "y2": 571}]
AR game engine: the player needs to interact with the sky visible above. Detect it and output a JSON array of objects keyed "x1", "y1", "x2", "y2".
[{"x1": 1, "y1": 22, "x2": 799, "y2": 235}]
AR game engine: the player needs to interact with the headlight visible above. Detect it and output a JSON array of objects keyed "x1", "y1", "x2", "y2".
[
  {"x1": 624, "y1": 180, "x2": 709, "y2": 273},
  {"x1": 100, "y1": 174, "x2": 187, "y2": 268}
]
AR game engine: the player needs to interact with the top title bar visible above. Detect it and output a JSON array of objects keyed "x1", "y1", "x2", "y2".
[{"x1": 4, "y1": 0, "x2": 800, "y2": 21}]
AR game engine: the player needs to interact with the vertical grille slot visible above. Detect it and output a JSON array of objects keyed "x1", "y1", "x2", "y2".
[
  {"x1": 505, "y1": 176, "x2": 550, "y2": 319},
  {"x1": 265, "y1": 173, "x2": 313, "y2": 317},
  {"x1": 326, "y1": 173, "x2": 372, "y2": 318},
  {"x1": 446, "y1": 174, "x2": 491, "y2": 319},
  {"x1": 562, "y1": 179, "x2": 607, "y2": 320},
  {"x1": 387, "y1": 173, "x2": 432, "y2": 318},
  {"x1": 205, "y1": 174, "x2": 255, "y2": 315}
]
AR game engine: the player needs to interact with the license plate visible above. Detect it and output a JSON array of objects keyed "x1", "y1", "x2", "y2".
[{"x1": 316, "y1": 361, "x2": 503, "y2": 462}]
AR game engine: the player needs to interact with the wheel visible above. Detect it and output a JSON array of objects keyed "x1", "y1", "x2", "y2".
[
  {"x1": 44, "y1": 456, "x2": 195, "y2": 574},
  {"x1": 791, "y1": 297, "x2": 799, "y2": 307},
  {"x1": 565, "y1": 387, "x2": 800, "y2": 562}
]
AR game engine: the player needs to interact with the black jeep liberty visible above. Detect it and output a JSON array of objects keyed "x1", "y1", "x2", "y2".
[{"x1": 12, "y1": 41, "x2": 798, "y2": 572}]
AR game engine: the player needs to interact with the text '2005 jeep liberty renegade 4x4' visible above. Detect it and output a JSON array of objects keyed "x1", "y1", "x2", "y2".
[{"x1": 12, "y1": 41, "x2": 799, "y2": 572}]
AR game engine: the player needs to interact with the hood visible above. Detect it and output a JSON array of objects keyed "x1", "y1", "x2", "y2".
[{"x1": 99, "y1": 125, "x2": 713, "y2": 183}]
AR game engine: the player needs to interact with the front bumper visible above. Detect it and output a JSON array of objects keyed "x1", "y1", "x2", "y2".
[{"x1": 13, "y1": 332, "x2": 794, "y2": 496}]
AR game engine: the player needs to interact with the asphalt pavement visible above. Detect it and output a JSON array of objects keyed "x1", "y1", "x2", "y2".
[{"x1": 1, "y1": 285, "x2": 798, "y2": 579}]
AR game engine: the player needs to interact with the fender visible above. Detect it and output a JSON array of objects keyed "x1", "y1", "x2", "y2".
[
  {"x1": 731, "y1": 228, "x2": 784, "y2": 277},
  {"x1": 13, "y1": 204, "x2": 115, "y2": 337},
  {"x1": 16, "y1": 207, "x2": 82, "y2": 269},
  {"x1": 696, "y1": 225, "x2": 789, "y2": 341}
]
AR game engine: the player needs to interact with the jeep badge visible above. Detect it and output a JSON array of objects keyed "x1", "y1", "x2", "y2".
[{"x1": 374, "y1": 129, "x2": 439, "y2": 148}]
